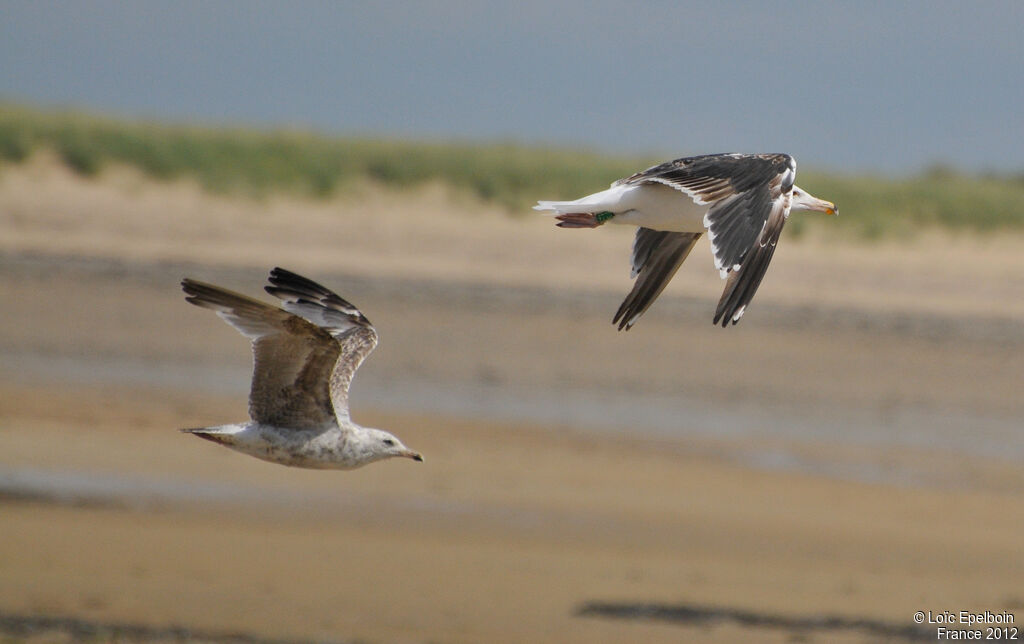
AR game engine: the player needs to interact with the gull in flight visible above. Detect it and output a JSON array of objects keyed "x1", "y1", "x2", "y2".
[
  {"x1": 181, "y1": 267, "x2": 423, "y2": 469},
  {"x1": 535, "y1": 153, "x2": 837, "y2": 328}
]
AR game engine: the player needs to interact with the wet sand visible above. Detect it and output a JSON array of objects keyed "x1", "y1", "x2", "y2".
[
  {"x1": 2, "y1": 379, "x2": 1023, "y2": 643},
  {"x1": 1, "y1": 158, "x2": 1023, "y2": 642}
]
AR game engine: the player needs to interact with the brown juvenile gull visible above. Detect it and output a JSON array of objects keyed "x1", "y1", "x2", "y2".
[
  {"x1": 535, "y1": 153, "x2": 837, "y2": 328},
  {"x1": 180, "y1": 267, "x2": 423, "y2": 469}
]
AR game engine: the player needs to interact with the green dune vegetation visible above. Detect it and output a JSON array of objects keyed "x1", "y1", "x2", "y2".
[{"x1": 1, "y1": 102, "x2": 1021, "y2": 238}]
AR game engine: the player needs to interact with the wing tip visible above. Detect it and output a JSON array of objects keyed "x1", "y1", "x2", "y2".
[
  {"x1": 713, "y1": 309, "x2": 745, "y2": 328},
  {"x1": 264, "y1": 268, "x2": 374, "y2": 330},
  {"x1": 268, "y1": 266, "x2": 304, "y2": 284},
  {"x1": 612, "y1": 312, "x2": 635, "y2": 332},
  {"x1": 267, "y1": 266, "x2": 316, "y2": 291},
  {"x1": 181, "y1": 277, "x2": 202, "y2": 294},
  {"x1": 181, "y1": 278, "x2": 228, "y2": 309}
]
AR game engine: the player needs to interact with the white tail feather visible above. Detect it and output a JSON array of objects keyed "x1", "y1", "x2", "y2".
[
  {"x1": 534, "y1": 184, "x2": 635, "y2": 215},
  {"x1": 534, "y1": 200, "x2": 572, "y2": 215}
]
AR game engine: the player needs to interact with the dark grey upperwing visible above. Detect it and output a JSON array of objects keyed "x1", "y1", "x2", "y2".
[
  {"x1": 613, "y1": 228, "x2": 702, "y2": 331},
  {"x1": 713, "y1": 202, "x2": 787, "y2": 326},
  {"x1": 619, "y1": 152, "x2": 794, "y2": 274},
  {"x1": 264, "y1": 268, "x2": 378, "y2": 422},
  {"x1": 182, "y1": 278, "x2": 340, "y2": 429},
  {"x1": 620, "y1": 153, "x2": 795, "y2": 326}
]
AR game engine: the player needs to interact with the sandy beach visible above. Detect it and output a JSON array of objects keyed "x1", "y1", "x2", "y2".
[{"x1": 1, "y1": 158, "x2": 1023, "y2": 642}]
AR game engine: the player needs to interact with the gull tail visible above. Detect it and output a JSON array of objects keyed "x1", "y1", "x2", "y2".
[
  {"x1": 534, "y1": 184, "x2": 629, "y2": 215},
  {"x1": 534, "y1": 200, "x2": 605, "y2": 227},
  {"x1": 180, "y1": 426, "x2": 235, "y2": 446},
  {"x1": 534, "y1": 200, "x2": 584, "y2": 215}
]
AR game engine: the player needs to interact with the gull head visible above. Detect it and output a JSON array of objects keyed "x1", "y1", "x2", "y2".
[
  {"x1": 791, "y1": 186, "x2": 837, "y2": 215},
  {"x1": 366, "y1": 428, "x2": 424, "y2": 464}
]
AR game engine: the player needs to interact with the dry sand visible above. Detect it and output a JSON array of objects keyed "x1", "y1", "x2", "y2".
[{"x1": 1, "y1": 157, "x2": 1023, "y2": 643}]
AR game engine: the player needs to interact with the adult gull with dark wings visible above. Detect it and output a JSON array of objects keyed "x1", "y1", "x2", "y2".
[{"x1": 535, "y1": 153, "x2": 837, "y2": 328}]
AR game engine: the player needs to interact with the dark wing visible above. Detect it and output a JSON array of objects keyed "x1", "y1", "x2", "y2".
[
  {"x1": 713, "y1": 199, "x2": 787, "y2": 326},
  {"x1": 264, "y1": 268, "x2": 378, "y2": 423},
  {"x1": 620, "y1": 153, "x2": 795, "y2": 325},
  {"x1": 613, "y1": 228, "x2": 702, "y2": 331},
  {"x1": 182, "y1": 279, "x2": 340, "y2": 429}
]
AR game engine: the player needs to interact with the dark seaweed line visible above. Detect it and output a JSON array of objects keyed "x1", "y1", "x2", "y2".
[
  {"x1": 0, "y1": 610, "x2": 366, "y2": 644},
  {"x1": 577, "y1": 601, "x2": 934, "y2": 642}
]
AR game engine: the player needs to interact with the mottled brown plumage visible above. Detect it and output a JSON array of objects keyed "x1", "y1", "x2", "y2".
[{"x1": 180, "y1": 268, "x2": 422, "y2": 470}]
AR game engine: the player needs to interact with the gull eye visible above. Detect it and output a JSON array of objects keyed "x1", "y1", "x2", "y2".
[{"x1": 382, "y1": 438, "x2": 395, "y2": 446}]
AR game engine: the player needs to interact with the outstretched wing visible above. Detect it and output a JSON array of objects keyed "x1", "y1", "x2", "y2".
[
  {"x1": 182, "y1": 279, "x2": 340, "y2": 429},
  {"x1": 264, "y1": 268, "x2": 378, "y2": 423},
  {"x1": 613, "y1": 228, "x2": 702, "y2": 331},
  {"x1": 712, "y1": 203, "x2": 787, "y2": 326},
  {"x1": 619, "y1": 153, "x2": 795, "y2": 325}
]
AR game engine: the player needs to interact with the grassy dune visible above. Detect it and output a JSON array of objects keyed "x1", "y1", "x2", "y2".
[{"x1": 2, "y1": 102, "x2": 1022, "y2": 237}]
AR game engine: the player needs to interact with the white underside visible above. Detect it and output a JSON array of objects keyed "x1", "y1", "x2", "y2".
[
  {"x1": 193, "y1": 422, "x2": 365, "y2": 469},
  {"x1": 535, "y1": 183, "x2": 708, "y2": 233}
]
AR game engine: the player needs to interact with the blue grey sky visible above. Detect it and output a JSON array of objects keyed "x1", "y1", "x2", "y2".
[{"x1": 1, "y1": 1, "x2": 1021, "y2": 172}]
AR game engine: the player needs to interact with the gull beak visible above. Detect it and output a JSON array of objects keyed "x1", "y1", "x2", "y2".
[
  {"x1": 401, "y1": 449, "x2": 424, "y2": 462},
  {"x1": 818, "y1": 198, "x2": 838, "y2": 216}
]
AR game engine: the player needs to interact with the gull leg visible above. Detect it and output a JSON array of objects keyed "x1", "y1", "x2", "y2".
[{"x1": 555, "y1": 211, "x2": 616, "y2": 228}]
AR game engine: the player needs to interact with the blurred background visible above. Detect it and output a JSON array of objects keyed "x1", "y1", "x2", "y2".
[{"x1": 1, "y1": 2, "x2": 1022, "y2": 643}]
